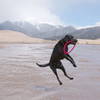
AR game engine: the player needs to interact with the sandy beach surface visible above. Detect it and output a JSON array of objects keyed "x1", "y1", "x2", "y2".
[
  {"x1": 0, "y1": 43, "x2": 100, "y2": 100},
  {"x1": 0, "y1": 30, "x2": 51, "y2": 43},
  {"x1": 0, "y1": 30, "x2": 100, "y2": 44},
  {"x1": 78, "y1": 39, "x2": 100, "y2": 44}
]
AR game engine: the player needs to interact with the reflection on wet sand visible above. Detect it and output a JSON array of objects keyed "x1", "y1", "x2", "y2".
[{"x1": 0, "y1": 43, "x2": 100, "y2": 100}]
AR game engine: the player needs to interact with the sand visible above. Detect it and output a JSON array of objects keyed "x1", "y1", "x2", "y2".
[
  {"x1": 78, "y1": 39, "x2": 100, "y2": 44},
  {"x1": 0, "y1": 30, "x2": 50, "y2": 43},
  {"x1": 0, "y1": 30, "x2": 100, "y2": 44},
  {"x1": 0, "y1": 43, "x2": 100, "y2": 100},
  {"x1": 0, "y1": 30, "x2": 100, "y2": 99}
]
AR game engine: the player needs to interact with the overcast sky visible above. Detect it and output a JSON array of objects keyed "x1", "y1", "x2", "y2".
[{"x1": 0, "y1": 0, "x2": 100, "y2": 27}]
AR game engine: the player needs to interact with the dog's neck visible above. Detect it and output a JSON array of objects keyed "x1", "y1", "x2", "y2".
[{"x1": 59, "y1": 40, "x2": 71, "y2": 46}]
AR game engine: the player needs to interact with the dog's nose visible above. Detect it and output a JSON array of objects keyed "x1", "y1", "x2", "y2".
[{"x1": 75, "y1": 40, "x2": 78, "y2": 42}]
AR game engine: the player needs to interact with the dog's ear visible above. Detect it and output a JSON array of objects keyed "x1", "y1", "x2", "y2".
[
  {"x1": 65, "y1": 34, "x2": 69, "y2": 37},
  {"x1": 63, "y1": 35, "x2": 69, "y2": 41},
  {"x1": 64, "y1": 34, "x2": 74, "y2": 41},
  {"x1": 59, "y1": 34, "x2": 69, "y2": 44},
  {"x1": 64, "y1": 34, "x2": 70, "y2": 39},
  {"x1": 60, "y1": 38, "x2": 65, "y2": 44},
  {"x1": 60, "y1": 36, "x2": 67, "y2": 44}
]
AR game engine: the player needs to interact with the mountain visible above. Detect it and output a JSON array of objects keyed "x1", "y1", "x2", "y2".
[
  {"x1": 44, "y1": 26, "x2": 76, "y2": 40},
  {"x1": 0, "y1": 21, "x2": 100, "y2": 40},
  {"x1": 0, "y1": 21, "x2": 76, "y2": 40},
  {"x1": 70, "y1": 26, "x2": 100, "y2": 39},
  {"x1": 0, "y1": 21, "x2": 40, "y2": 37}
]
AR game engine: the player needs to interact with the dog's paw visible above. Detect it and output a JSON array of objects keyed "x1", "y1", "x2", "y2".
[
  {"x1": 70, "y1": 77, "x2": 74, "y2": 80},
  {"x1": 73, "y1": 64, "x2": 77, "y2": 67},
  {"x1": 59, "y1": 82, "x2": 63, "y2": 85}
]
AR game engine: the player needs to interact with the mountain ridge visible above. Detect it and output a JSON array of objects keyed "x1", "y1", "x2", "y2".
[{"x1": 0, "y1": 21, "x2": 100, "y2": 40}]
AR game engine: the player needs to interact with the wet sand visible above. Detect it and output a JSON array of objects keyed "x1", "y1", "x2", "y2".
[{"x1": 0, "y1": 43, "x2": 100, "y2": 100}]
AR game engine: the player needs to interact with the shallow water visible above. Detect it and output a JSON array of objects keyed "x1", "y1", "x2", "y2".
[{"x1": 0, "y1": 43, "x2": 100, "y2": 100}]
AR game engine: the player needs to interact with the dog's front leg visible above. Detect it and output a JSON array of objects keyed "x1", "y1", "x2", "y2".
[{"x1": 65, "y1": 55, "x2": 77, "y2": 67}]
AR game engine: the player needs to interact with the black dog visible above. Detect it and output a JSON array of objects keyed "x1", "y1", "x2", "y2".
[{"x1": 36, "y1": 35, "x2": 78, "y2": 85}]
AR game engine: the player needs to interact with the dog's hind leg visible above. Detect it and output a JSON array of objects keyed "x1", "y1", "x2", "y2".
[
  {"x1": 60, "y1": 64, "x2": 74, "y2": 80},
  {"x1": 50, "y1": 66, "x2": 62, "y2": 85}
]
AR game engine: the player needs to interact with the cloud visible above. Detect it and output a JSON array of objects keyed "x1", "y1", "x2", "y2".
[
  {"x1": 0, "y1": 0, "x2": 100, "y2": 26},
  {"x1": 96, "y1": 22, "x2": 100, "y2": 26},
  {"x1": 0, "y1": 0, "x2": 63, "y2": 25}
]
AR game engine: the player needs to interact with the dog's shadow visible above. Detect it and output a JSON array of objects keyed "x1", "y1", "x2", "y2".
[{"x1": 32, "y1": 85, "x2": 60, "y2": 92}]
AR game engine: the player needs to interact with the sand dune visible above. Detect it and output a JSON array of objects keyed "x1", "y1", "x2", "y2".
[
  {"x1": 0, "y1": 30, "x2": 49, "y2": 43},
  {"x1": 78, "y1": 39, "x2": 100, "y2": 44},
  {"x1": 0, "y1": 30, "x2": 100, "y2": 44}
]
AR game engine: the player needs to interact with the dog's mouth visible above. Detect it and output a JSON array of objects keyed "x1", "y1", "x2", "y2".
[{"x1": 71, "y1": 39, "x2": 78, "y2": 45}]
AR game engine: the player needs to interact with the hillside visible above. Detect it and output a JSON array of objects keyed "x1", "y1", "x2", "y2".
[
  {"x1": 70, "y1": 26, "x2": 100, "y2": 39},
  {"x1": 0, "y1": 21, "x2": 100, "y2": 40},
  {"x1": 0, "y1": 30, "x2": 47, "y2": 43},
  {"x1": 0, "y1": 21, "x2": 76, "y2": 40}
]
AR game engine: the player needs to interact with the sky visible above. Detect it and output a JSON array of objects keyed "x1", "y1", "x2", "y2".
[{"x1": 0, "y1": 0, "x2": 100, "y2": 27}]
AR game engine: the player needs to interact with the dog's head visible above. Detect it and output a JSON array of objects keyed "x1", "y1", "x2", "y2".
[{"x1": 62, "y1": 35, "x2": 78, "y2": 45}]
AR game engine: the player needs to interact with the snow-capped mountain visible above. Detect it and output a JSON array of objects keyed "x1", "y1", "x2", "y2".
[{"x1": 0, "y1": 21, "x2": 100, "y2": 40}]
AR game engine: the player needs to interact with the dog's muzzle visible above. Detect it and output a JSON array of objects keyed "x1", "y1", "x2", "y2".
[{"x1": 72, "y1": 39, "x2": 78, "y2": 45}]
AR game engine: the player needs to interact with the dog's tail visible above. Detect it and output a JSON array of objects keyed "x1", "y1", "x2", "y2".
[{"x1": 36, "y1": 63, "x2": 50, "y2": 67}]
